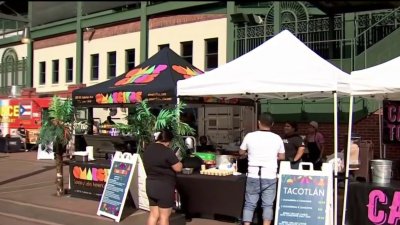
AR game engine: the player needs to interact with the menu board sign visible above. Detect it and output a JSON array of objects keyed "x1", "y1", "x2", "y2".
[
  {"x1": 275, "y1": 162, "x2": 332, "y2": 225},
  {"x1": 97, "y1": 152, "x2": 138, "y2": 222}
]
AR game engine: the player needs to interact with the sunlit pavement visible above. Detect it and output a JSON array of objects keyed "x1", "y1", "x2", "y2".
[{"x1": 0, "y1": 151, "x2": 236, "y2": 225}]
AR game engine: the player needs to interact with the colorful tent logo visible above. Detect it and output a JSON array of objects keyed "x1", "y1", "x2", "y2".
[
  {"x1": 172, "y1": 65, "x2": 203, "y2": 79},
  {"x1": 114, "y1": 65, "x2": 167, "y2": 86}
]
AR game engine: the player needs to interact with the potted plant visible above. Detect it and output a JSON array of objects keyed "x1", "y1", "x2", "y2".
[
  {"x1": 116, "y1": 100, "x2": 195, "y2": 156},
  {"x1": 38, "y1": 96, "x2": 74, "y2": 197}
]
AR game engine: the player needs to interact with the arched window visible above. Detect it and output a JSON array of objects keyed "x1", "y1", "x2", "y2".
[
  {"x1": 265, "y1": 1, "x2": 309, "y2": 35},
  {"x1": 1, "y1": 48, "x2": 25, "y2": 87}
]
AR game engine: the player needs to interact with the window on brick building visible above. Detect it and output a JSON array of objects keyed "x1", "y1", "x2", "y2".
[
  {"x1": 66, "y1": 57, "x2": 73, "y2": 82},
  {"x1": 205, "y1": 38, "x2": 218, "y2": 71},
  {"x1": 158, "y1": 44, "x2": 169, "y2": 51},
  {"x1": 39, "y1": 61, "x2": 46, "y2": 85},
  {"x1": 91, "y1": 54, "x2": 99, "y2": 80},
  {"x1": 180, "y1": 41, "x2": 193, "y2": 64},
  {"x1": 108, "y1": 51, "x2": 116, "y2": 78},
  {"x1": 52, "y1": 59, "x2": 59, "y2": 84},
  {"x1": 125, "y1": 49, "x2": 135, "y2": 71}
]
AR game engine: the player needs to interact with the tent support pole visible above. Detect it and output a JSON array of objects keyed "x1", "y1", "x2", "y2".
[
  {"x1": 379, "y1": 100, "x2": 383, "y2": 158},
  {"x1": 254, "y1": 100, "x2": 258, "y2": 130},
  {"x1": 341, "y1": 95, "x2": 354, "y2": 225},
  {"x1": 333, "y1": 92, "x2": 338, "y2": 225}
]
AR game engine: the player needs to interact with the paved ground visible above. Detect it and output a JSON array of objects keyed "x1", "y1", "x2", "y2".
[
  {"x1": 0, "y1": 151, "x2": 234, "y2": 225},
  {"x1": 0, "y1": 151, "x2": 345, "y2": 225}
]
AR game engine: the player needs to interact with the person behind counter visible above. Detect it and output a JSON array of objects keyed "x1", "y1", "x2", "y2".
[
  {"x1": 196, "y1": 135, "x2": 216, "y2": 152},
  {"x1": 305, "y1": 121, "x2": 325, "y2": 170},
  {"x1": 282, "y1": 121, "x2": 305, "y2": 169},
  {"x1": 103, "y1": 116, "x2": 115, "y2": 125},
  {"x1": 143, "y1": 129, "x2": 183, "y2": 225},
  {"x1": 239, "y1": 113, "x2": 285, "y2": 225}
]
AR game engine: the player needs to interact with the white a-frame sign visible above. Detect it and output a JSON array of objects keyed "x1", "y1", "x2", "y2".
[
  {"x1": 97, "y1": 151, "x2": 138, "y2": 222},
  {"x1": 274, "y1": 162, "x2": 333, "y2": 225}
]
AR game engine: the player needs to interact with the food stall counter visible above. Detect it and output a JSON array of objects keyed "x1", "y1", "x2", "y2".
[{"x1": 176, "y1": 172, "x2": 246, "y2": 220}]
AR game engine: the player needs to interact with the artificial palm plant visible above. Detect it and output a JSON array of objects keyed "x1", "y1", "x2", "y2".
[
  {"x1": 38, "y1": 96, "x2": 74, "y2": 197},
  {"x1": 116, "y1": 100, "x2": 195, "y2": 155}
]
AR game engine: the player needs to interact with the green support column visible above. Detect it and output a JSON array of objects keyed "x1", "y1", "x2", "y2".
[
  {"x1": 328, "y1": 15, "x2": 334, "y2": 59},
  {"x1": 226, "y1": 1, "x2": 235, "y2": 62},
  {"x1": 76, "y1": 1, "x2": 83, "y2": 84},
  {"x1": 273, "y1": 2, "x2": 281, "y2": 35},
  {"x1": 344, "y1": 13, "x2": 356, "y2": 70},
  {"x1": 26, "y1": 2, "x2": 33, "y2": 87},
  {"x1": 140, "y1": 2, "x2": 148, "y2": 63}
]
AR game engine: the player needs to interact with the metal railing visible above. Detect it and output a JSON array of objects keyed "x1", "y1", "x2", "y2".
[
  {"x1": 234, "y1": 15, "x2": 344, "y2": 58},
  {"x1": 234, "y1": 7, "x2": 400, "y2": 70},
  {"x1": 354, "y1": 6, "x2": 400, "y2": 68}
]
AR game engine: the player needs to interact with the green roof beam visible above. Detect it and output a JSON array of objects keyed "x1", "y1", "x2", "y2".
[
  {"x1": 31, "y1": 22, "x2": 76, "y2": 39},
  {"x1": 146, "y1": 1, "x2": 220, "y2": 15}
]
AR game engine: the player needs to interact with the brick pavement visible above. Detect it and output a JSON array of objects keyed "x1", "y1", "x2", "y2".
[{"x1": 0, "y1": 152, "x2": 235, "y2": 225}]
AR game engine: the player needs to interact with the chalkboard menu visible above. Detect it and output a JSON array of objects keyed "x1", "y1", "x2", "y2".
[
  {"x1": 97, "y1": 151, "x2": 138, "y2": 222},
  {"x1": 275, "y1": 162, "x2": 332, "y2": 225}
]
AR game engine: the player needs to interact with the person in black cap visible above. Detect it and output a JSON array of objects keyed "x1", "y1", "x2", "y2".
[{"x1": 305, "y1": 121, "x2": 325, "y2": 170}]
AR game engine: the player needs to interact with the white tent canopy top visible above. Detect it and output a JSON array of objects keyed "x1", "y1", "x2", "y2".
[
  {"x1": 177, "y1": 30, "x2": 351, "y2": 100},
  {"x1": 351, "y1": 55, "x2": 400, "y2": 99}
]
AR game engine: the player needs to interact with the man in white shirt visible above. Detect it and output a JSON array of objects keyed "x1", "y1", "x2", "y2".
[{"x1": 239, "y1": 113, "x2": 285, "y2": 225}]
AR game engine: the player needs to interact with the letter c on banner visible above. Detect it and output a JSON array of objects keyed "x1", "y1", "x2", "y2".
[{"x1": 367, "y1": 190, "x2": 387, "y2": 225}]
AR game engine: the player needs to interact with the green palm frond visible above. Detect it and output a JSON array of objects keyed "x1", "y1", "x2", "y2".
[
  {"x1": 39, "y1": 96, "x2": 74, "y2": 149},
  {"x1": 122, "y1": 101, "x2": 195, "y2": 155}
]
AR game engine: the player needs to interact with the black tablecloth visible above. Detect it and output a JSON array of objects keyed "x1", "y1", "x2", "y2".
[
  {"x1": 69, "y1": 159, "x2": 111, "y2": 201},
  {"x1": 347, "y1": 180, "x2": 400, "y2": 225},
  {"x1": 176, "y1": 173, "x2": 246, "y2": 219}
]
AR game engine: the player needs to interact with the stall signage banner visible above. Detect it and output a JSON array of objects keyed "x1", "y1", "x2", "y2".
[
  {"x1": 383, "y1": 100, "x2": 400, "y2": 143},
  {"x1": 97, "y1": 152, "x2": 138, "y2": 222},
  {"x1": 367, "y1": 189, "x2": 400, "y2": 225},
  {"x1": 70, "y1": 161, "x2": 110, "y2": 200},
  {"x1": 274, "y1": 162, "x2": 332, "y2": 225}
]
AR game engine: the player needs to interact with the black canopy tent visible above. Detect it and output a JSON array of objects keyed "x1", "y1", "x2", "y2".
[
  {"x1": 72, "y1": 47, "x2": 203, "y2": 107},
  {"x1": 72, "y1": 47, "x2": 205, "y2": 156}
]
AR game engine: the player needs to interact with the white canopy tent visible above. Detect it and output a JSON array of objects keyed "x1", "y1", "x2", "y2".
[
  {"x1": 178, "y1": 30, "x2": 352, "y2": 225},
  {"x1": 342, "y1": 55, "x2": 400, "y2": 225},
  {"x1": 178, "y1": 30, "x2": 350, "y2": 100},
  {"x1": 351, "y1": 55, "x2": 400, "y2": 98}
]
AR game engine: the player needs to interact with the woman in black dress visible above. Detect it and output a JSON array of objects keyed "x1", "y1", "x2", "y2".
[{"x1": 143, "y1": 129, "x2": 182, "y2": 225}]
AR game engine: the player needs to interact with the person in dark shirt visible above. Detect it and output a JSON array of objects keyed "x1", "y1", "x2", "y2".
[
  {"x1": 103, "y1": 116, "x2": 115, "y2": 125},
  {"x1": 282, "y1": 121, "x2": 305, "y2": 169},
  {"x1": 143, "y1": 129, "x2": 182, "y2": 225},
  {"x1": 196, "y1": 135, "x2": 215, "y2": 152},
  {"x1": 17, "y1": 123, "x2": 27, "y2": 151}
]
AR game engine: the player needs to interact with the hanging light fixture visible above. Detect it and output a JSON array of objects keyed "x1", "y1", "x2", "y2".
[{"x1": 21, "y1": 26, "x2": 31, "y2": 44}]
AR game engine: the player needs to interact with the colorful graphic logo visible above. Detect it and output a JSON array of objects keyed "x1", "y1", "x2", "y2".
[
  {"x1": 115, "y1": 65, "x2": 167, "y2": 86},
  {"x1": 72, "y1": 166, "x2": 110, "y2": 182},
  {"x1": 284, "y1": 175, "x2": 326, "y2": 187},
  {"x1": 95, "y1": 92, "x2": 143, "y2": 104},
  {"x1": 172, "y1": 65, "x2": 203, "y2": 79}
]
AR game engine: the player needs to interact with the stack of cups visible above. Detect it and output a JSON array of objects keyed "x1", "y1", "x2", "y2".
[{"x1": 86, "y1": 146, "x2": 94, "y2": 161}]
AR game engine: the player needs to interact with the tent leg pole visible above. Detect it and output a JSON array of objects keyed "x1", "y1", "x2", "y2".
[
  {"x1": 254, "y1": 100, "x2": 258, "y2": 130},
  {"x1": 333, "y1": 92, "x2": 338, "y2": 225},
  {"x1": 379, "y1": 100, "x2": 383, "y2": 158},
  {"x1": 341, "y1": 95, "x2": 354, "y2": 225}
]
